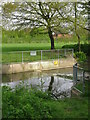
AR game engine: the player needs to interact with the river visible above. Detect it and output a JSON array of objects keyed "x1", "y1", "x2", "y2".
[{"x1": 2, "y1": 67, "x2": 73, "y2": 99}]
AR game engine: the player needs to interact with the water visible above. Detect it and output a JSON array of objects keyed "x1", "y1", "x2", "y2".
[{"x1": 2, "y1": 68, "x2": 73, "y2": 99}]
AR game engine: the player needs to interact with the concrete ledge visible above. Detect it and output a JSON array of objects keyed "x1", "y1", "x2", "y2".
[{"x1": 2, "y1": 58, "x2": 76, "y2": 74}]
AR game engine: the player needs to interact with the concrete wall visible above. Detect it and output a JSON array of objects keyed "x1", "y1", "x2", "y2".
[{"x1": 2, "y1": 57, "x2": 76, "y2": 74}]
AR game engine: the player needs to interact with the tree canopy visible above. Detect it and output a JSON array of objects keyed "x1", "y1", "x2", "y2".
[{"x1": 2, "y1": 1, "x2": 89, "y2": 49}]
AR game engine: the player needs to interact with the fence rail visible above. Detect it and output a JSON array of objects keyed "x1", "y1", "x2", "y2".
[
  {"x1": 73, "y1": 63, "x2": 89, "y2": 94},
  {"x1": 2, "y1": 49, "x2": 74, "y2": 64}
]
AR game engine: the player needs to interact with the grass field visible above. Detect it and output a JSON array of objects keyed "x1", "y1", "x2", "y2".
[
  {"x1": 2, "y1": 48, "x2": 69, "y2": 63},
  {"x1": 2, "y1": 42, "x2": 89, "y2": 63},
  {"x1": 2, "y1": 30, "x2": 89, "y2": 63},
  {"x1": 2, "y1": 43, "x2": 52, "y2": 52},
  {"x1": 2, "y1": 29, "x2": 88, "y2": 44},
  {"x1": 2, "y1": 29, "x2": 88, "y2": 52},
  {"x1": 2, "y1": 42, "x2": 76, "y2": 52}
]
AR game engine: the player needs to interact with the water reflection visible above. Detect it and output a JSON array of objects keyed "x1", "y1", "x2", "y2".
[
  {"x1": 49, "y1": 76, "x2": 73, "y2": 99},
  {"x1": 48, "y1": 76, "x2": 54, "y2": 92},
  {"x1": 2, "y1": 75, "x2": 73, "y2": 99},
  {"x1": 2, "y1": 68, "x2": 73, "y2": 99},
  {"x1": 2, "y1": 67, "x2": 73, "y2": 83}
]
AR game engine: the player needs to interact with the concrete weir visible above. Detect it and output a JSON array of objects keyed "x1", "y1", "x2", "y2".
[{"x1": 2, "y1": 58, "x2": 76, "y2": 74}]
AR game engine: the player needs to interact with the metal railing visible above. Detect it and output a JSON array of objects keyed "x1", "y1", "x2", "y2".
[
  {"x1": 73, "y1": 63, "x2": 89, "y2": 94},
  {"x1": 2, "y1": 49, "x2": 74, "y2": 64}
]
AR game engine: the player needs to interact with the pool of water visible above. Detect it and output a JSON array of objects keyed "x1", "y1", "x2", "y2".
[{"x1": 2, "y1": 67, "x2": 73, "y2": 99}]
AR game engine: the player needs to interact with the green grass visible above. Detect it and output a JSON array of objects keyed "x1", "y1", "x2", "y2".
[
  {"x1": 2, "y1": 43, "x2": 51, "y2": 52},
  {"x1": 48, "y1": 97, "x2": 88, "y2": 118},
  {"x1": 2, "y1": 42, "x2": 89, "y2": 63},
  {"x1": 75, "y1": 80, "x2": 90, "y2": 96},
  {"x1": 2, "y1": 29, "x2": 89, "y2": 52},
  {"x1": 2, "y1": 84, "x2": 88, "y2": 119},
  {"x1": 2, "y1": 42, "x2": 76, "y2": 52},
  {"x1": 2, "y1": 29, "x2": 88, "y2": 44},
  {"x1": 2, "y1": 29, "x2": 89, "y2": 63},
  {"x1": 2, "y1": 36, "x2": 89, "y2": 53},
  {"x1": 2, "y1": 49, "x2": 67, "y2": 63}
]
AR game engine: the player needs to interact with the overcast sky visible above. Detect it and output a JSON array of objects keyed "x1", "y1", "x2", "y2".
[
  {"x1": 0, "y1": 0, "x2": 14, "y2": 3},
  {"x1": 0, "y1": 0, "x2": 81, "y2": 3}
]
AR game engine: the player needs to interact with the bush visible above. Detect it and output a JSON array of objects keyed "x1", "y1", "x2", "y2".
[
  {"x1": 2, "y1": 83, "x2": 88, "y2": 119},
  {"x1": 62, "y1": 43, "x2": 90, "y2": 56},
  {"x1": 74, "y1": 51, "x2": 87, "y2": 62},
  {"x1": 2, "y1": 85, "x2": 52, "y2": 119}
]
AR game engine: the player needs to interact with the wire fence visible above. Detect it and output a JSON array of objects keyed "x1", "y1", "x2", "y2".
[{"x1": 2, "y1": 49, "x2": 74, "y2": 64}]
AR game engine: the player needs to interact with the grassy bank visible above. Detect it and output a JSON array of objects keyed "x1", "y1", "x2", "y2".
[
  {"x1": 2, "y1": 84, "x2": 88, "y2": 119},
  {"x1": 2, "y1": 43, "x2": 89, "y2": 63},
  {"x1": 2, "y1": 49, "x2": 67, "y2": 63}
]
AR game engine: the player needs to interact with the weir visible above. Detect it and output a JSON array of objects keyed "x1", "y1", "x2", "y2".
[{"x1": 2, "y1": 57, "x2": 76, "y2": 74}]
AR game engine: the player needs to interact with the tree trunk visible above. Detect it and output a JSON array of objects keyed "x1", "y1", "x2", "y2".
[
  {"x1": 48, "y1": 27, "x2": 55, "y2": 49},
  {"x1": 75, "y1": 2, "x2": 81, "y2": 52},
  {"x1": 76, "y1": 33, "x2": 81, "y2": 52}
]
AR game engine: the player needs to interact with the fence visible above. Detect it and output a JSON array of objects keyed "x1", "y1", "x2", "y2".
[
  {"x1": 2, "y1": 49, "x2": 74, "y2": 64},
  {"x1": 73, "y1": 63, "x2": 89, "y2": 94}
]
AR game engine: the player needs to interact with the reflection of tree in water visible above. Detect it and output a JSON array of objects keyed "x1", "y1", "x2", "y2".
[
  {"x1": 48, "y1": 76, "x2": 54, "y2": 91},
  {"x1": 48, "y1": 76, "x2": 71, "y2": 99}
]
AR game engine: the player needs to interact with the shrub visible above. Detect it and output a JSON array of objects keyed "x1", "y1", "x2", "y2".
[
  {"x1": 62, "y1": 43, "x2": 90, "y2": 56},
  {"x1": 2, "y1": 83, "x2": 88, "y2": 119},
  {"x1": 74, "y1": 51, "x2": 87, "y2": 62},
  {"x1": 2, "y1": 85, "x2": 52, "y2": 119}
]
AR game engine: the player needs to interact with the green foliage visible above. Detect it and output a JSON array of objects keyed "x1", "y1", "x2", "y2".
[
  {"x1": 74, "y1": 51, "x2": 87, "y2": 62},
  {"x1": 63, "y1": 43, "x2": 90, "y2": 56},
  {"x1": 2, "y1": 84, "x2": 52, "y2": 119},
  {"x1": 2, "y1": 3, "x2": 17, "y2": 14},
  {"x1": 2, "y1": 29, "x2": 88, "y2": 44},
  {"x1": 2, "y1": 83, "x2": 88, "y2": 119},
  {"x1": 75, "y1": 80, "x2": 89, "y2": 97},
  {"x1": 2, "y1": 29, "x2": 50, "y2": 43}
]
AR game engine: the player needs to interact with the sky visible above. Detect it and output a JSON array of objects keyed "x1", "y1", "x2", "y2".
[
  {"x1": 0, "y1": 0, "x2": 14, "y2": 3},
  {"x1": 0, "y1": 0, "x2": 80, "y2": 3}
]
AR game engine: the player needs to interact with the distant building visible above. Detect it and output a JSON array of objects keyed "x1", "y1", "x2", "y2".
[{"x1": 53, "y1": 33, "x2": 72, "y2": 39}]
